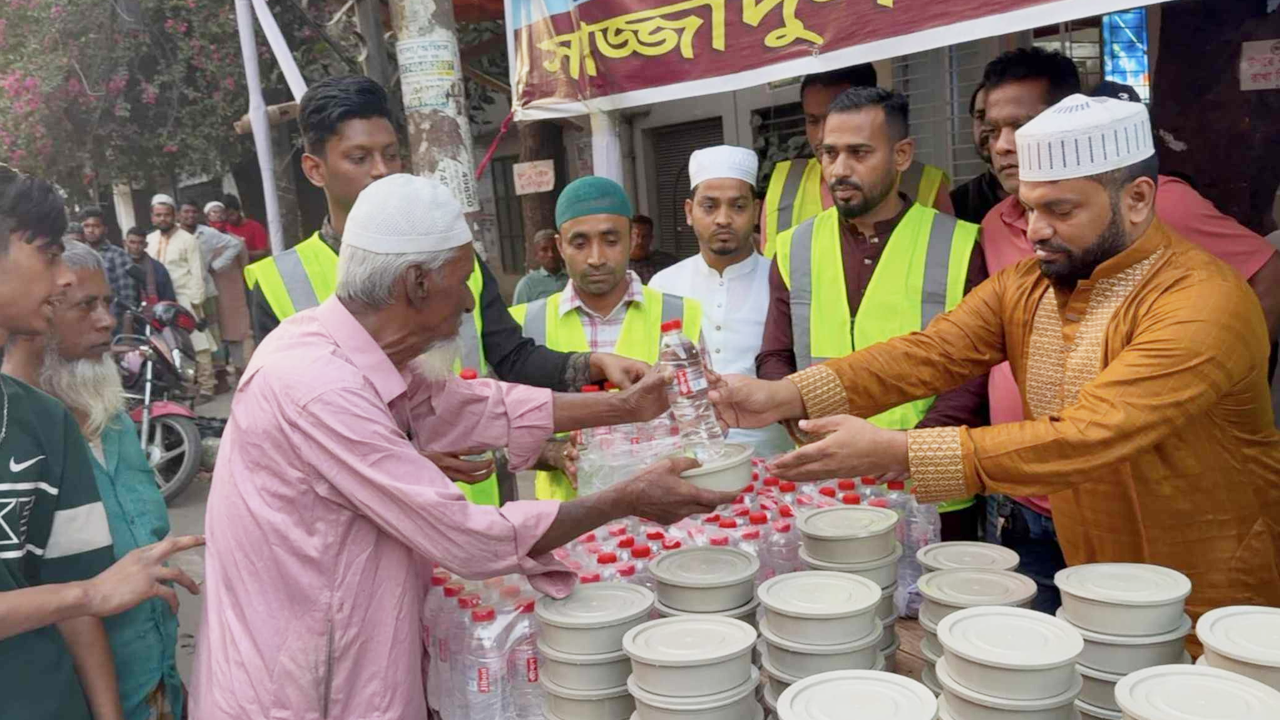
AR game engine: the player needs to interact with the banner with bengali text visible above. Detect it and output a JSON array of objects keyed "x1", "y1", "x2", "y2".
[{"x1": 505, "y1": 0, "x2": 1169, "y2": 119}]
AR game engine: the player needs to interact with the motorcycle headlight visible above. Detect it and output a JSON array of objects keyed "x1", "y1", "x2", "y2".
[
  {"x1": 172, "y1": 349, "x2": 196, "y2": 384},
  {"x1": 181, "y1": 364, "x2": 196, "y2": 384}
]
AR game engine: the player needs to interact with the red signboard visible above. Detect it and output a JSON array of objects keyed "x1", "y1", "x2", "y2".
[{"x1": 505, "y1": 0, "x2": 1169, "y2": 118}]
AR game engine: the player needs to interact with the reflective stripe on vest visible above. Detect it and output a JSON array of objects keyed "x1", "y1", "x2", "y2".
[
  {"x1": 775, "y1": 160, "x2": 809, "y2": 240},
  {"x1": 275, "y1": 249, "x2": 321, "y2": 313},
  {"x1": 242, "y1": 233, "x2": 338, "y2": 321},
  {"x1": 508, "y1": 287, "x2": 702, "y2": 500}
]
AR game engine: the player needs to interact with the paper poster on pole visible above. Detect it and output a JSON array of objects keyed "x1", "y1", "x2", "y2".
[
  {"x1": 430, "y1": 158, "x2": 481, "y2": 213},
  {"x1": 397, "y1": 38, "x2": 461, "y2": 112},
  {"x1": 513, "y1": 160, "x2": 557, "y2": 195},
  {"x1": 1240, "y1": 40, "x2": 1280, "y2": 91}
]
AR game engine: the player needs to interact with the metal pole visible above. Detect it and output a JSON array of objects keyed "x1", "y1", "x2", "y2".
[
  {"x1": 233, "y1": 0, "x2": 286, "y2": 255},
  {"x1": 250, "y1": 0, "x2": 309, "y2": 103},
  {"x1": 388, "y1": 0, "x2": 481, "y2": 216}
]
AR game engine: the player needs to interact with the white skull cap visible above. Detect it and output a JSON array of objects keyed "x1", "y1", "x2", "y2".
[
  {"x1": 1016, "y1": 93, "x2": 1154, "y2": 182},
  {"x1": 343, "y1": 174, "x2": 472, "y2": 254},
  {"x1": 689, "y1": 145, "x2": 759, "y2": 189}
]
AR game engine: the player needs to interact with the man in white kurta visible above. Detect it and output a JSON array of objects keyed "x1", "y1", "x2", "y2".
[
  {"x1": 146, "y1": 194, "x2": 214, "y2": 396},
  {"x1": 650, "y1": 146, "x2": 794, "y2": 457}
]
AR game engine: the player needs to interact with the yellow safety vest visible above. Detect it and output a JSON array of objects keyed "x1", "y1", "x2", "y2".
[
  {"x1": 775, "y1": 204, "x2": 979, "y2": 512},
  {"x1": 764, "y1": 158, "x2": 949, "y2": 259},
  {"x1": 510, "y1": 287, "x2": 702, "y2": 501},
  {"x1": 244, "y1": 233, "x2": 498, "y2": 505}
]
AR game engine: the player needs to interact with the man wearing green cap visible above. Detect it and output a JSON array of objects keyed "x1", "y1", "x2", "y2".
[{"x1": 511, "y1": 176, "x2": 705, "y2": 500}]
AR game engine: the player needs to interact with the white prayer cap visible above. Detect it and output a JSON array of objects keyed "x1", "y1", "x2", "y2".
[
  {"x1": 343, "y1": 174, "x2": 471, "y2": 255},
  {"x1": 689, "y1": 145, "x2": 759, "y2": 190},
  {"x1": 203, "y1": 200, "x2": 225, "y2": 214},
  {"x1": 150, "y1": 193, "x2": 176, "y2": 209},
  {"x1": 1016, "y1": 93, "x2": 1154, "y2": 183}
]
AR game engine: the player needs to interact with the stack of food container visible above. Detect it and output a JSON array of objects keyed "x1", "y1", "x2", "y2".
[
  {"x1": 917, "y1": 542, "x2": 1022, "y2": 575},
  {"x1": 934, "y1": 606, "x2": 1084, "y2": 720},
  {"x1": 622, "y1": 615, "x2": 762, "y2": 720},
  {"x1": 916, "y1": 566, "x2": 1037, "y2": 696},
  {"x1": 1195, "y1": 606, "x2": 1280, "y2": 692},
  {"x1": 775, "y1": 670, "x2": 939, "y2": 720},
  {"x1": 796, "y1": 505, "x2": 902, "y2": 670},
  {"x1": 1052, "y1": 563, "x2": 1193, "y2": 720},
  {"x1": 756, "y1": 571, "x2": 884, "y2": 717},
  {"x1": 536, "y1": 583, "x2": 655, "y2": 720},
  {"x1": 648, "y1": 547, "x2": 761, "y2": 630},
  {"x1": 1115, "y1": 664, "x2": 1280, "y2": 720}
]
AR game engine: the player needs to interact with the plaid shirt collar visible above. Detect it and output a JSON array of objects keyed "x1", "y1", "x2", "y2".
[{"x1": 558, "y1": 270, "x2": 646, "y2": 320}]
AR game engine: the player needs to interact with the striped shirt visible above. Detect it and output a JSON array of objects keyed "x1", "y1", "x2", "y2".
[{"x1": 0, "y1": 375, "x2": 115, "y2": 720}]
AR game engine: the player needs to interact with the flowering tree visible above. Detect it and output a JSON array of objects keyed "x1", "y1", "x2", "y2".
[{"x1": 0, "y1": 0, "x2": 354, "y2": 202}]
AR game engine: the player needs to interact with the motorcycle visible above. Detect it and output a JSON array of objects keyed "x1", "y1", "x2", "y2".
[{"x1": 113, "y1": 298, "x2": 203, "y2": 503}]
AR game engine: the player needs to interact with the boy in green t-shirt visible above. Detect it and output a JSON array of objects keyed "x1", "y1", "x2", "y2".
[{"x1": 0, "y1": 168, "x2": 205, "y2": 719}]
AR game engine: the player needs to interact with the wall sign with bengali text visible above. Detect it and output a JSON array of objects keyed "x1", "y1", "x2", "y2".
[
  {"x1": 513, "y1": 159, "x2": 557, "y2": 195},
  {"x1": 1240, "y1": 40, "x2": 1280, "y2": 92}
]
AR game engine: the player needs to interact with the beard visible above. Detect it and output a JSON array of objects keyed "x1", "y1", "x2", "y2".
[
  {"x1": 411, "y1": 335, "x2": 462, "y2": 381},
  {"x1": 39, "y1": 344, "x2": 125, "y2": 442},
  {"x1": 830, "y1": 170, "x2": 897, "y2": 221},
  {"x1": 1036, "y1": 198, "x2": 1131, "y2": 290}
]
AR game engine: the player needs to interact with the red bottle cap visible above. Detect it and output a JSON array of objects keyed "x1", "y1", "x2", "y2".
[
  {"x1": 773, "y1": 520, "x2": 793, "y2": 533},
  {"x1": 841, "y1": 493, "x2": 862, "y2": 505},
  {"x1": 763, "y1": 476, "x2": 780, "y2": 487},
  {"x1": 585, "y1": 542, "x2": 604, "y2": 555},
  {"x1": 616, "y1": 563, "x2": 636, "y2": 577},
  {"x1": 660, "y1": 319, "x2": 683, "y2": 333},
  {"x1": 516, "y1": 599, "x2": 536, "y2": 614},
  {"x1": 869, "y1": 498, "x2": 890, "y2": 509},
  {"x1": 616, "y1": 535, "x2": 636, "y2": 549},
  {"x1": 759, "y1": 498, "x2": 778, "y2": 511},
  {"x1": 607, "y1": 524, "x2": 627, "y2": 537},
  {"x1": 861, "y1": 476, "x2": 878, "y2": 486},
  {"x1": 578, "y1": 572, "x2": 601, "y2": 584},
  {"x1": 743, "y1": 484, "x2": 756, "y2": 494},
  {"x1": 702, "y1": 513, "x2": 722, "y2": 524},
  {"x1": 662, "y1": 538, "x2": 683, "y2": 551},
  {"x1": 718, "y1": 518, "x2": 738, "y2": 529},
  {"x1": 741, "y1": 528, "x2": 762, "y2": 541},
  {"x1": 431, "y1": 571, "x2": 452, "y2": 587},
  {"x1": 709, "y1": 535, "x2": 730, "y2": 547},
  {"x1": 631, "y1": 545, "x2": 652, "y2": 560},
  {"x1": 779, "y1": 481, "x2": 796, "y2": 493},
  {"x1": 577, "y1": 531, "x2": 598, "y2": 543},
  {"x1": 819, "y1": 487, "x2": 837, "y2": 498},
  {"x1": 731, "y1": 505, "x2": 751, "y2": 517},
  {"x1": 887, "y1": 480, "x2": 906, "y2": 491},
  {"x1": 458, "y1": 594, "x2": 482, "y2": 609},
  {"x1": 838, "y1": 479, "x2": 857, "y2": 491},
  {"x1": 752, "y1": 471, "x2": 760, "y2": 481},
  {"x1": 780, "y1": 504, "x2": 795, "y2": 518},
  {"x1": 749, "y1": 511, "x2": 769, "y2": 525},
  {"x1": 471, "y1": 606, "x2": 496, "y2": 622},
  {"x1": 603, "y1": 382, "x2": 619, "y2": 391},
  {"x1": 580, "y1": 385, "x2": 601, "y2": 393},
  {"x1": 796, "y1": 495, "x2": 814, "y2": 506},
  {"x1": 646, "y1": 529, "x2": 666, "y2": 541},
  {"x1": 459, "y1": 368, "x2": 479, "y2": 380},
  {"x1": 443, "y1": 582, "x2": 464, "y2": 598},
  {"x1": 597, "y1": 551, "x2": 618, "y2": 564}
]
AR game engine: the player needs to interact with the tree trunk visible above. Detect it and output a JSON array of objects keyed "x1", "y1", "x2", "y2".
[
  {"x1": 272, "y1": 124, "x2": 303, "y2": 245},
  {"x1": 518, "y1": 119, "x2": 561, "y2": 268}
]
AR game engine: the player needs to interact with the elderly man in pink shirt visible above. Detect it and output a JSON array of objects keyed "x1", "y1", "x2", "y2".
[
  {"x1": 189, "y1": 175, "x2": 733, "y2": 720},
  {"x1": 974, "y1": 49, "x2": 1280, "y2": 612}
]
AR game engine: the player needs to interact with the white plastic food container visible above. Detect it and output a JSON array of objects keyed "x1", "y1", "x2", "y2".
[
  {"x1": 537, "y1": 583, "x2": 655, "y2": 654},
  {"x1": 649, "y1": 547, "x2": 760, "y2": 613},
  {"x1": 880, "y1": 634, "x2": 900, "y2": 673},
  {"x1": 1076, "y1": 663, "x2": 1124, "y2": 712},
  {"x1": 627, "y1": 666, "x2": 761, "y2": 720},
  {"x1": 1196, "y1": 605, "x2": 1280, "y2": 692},
  {"x1": 937, "y1": 656, "x2": 1082, "y2": 720},
  {"x1": 679, "y1": 443, "x2": 753, "y2": 492},
  {"x1": 542, "y1": 676, "x2": 636, "y2": 720},
  {"x1": 757, "y1": 571, "x2": 881, "y2": 646},
  {"x1": 761, "y1": 650, "x2": 801, "y2": 699},
  {"x1": 938, "y1": 606, "x2": 1084, "y2": 701},
  {"x1": 1116, "y1": 664, "x2": 1280, "y2": 720},
  {"x1": 799, "y1": 543, "x2": 903, "y2": 589},
  {"x1": 759, "y1": 617, "x2": 882, "y2": 677},
  {"x1": 631, "y1": 708, "x2": 762, "y2": 720},
  {"x1": 923, "y1": 664, "x2": 943, "y2": 696},
  {"x1": 763, "y1": 682, "x2": 779, "y2": 714},
  {"x1": 917, "y1": 542, "x2": 1021, "y2": 573},
  {"x1": 797, "y1": 506, "x2": 899, "y2": 564},
  {"x1": 877, "y1": 583, "x2": 897, "y2": 622},
  {"x1": 538, "y1": 641, "x2": 632, "y2": 691},
  {"x1": 776, "y1": 670, "x2": 938, "y2": 720},
  {"x1": 921, "y1": 613, "x2": 944, "y2": 660},
  {"x1": 1076, "y1": 699, "x2": 1122, "y2": 720},
  {"x1": 654, "y1": 595, "x2": 761, "y2": 630},
  {"x1": 918, "y1": 569, "x2": 1038, "y2": 626},
  {"x1": 623, "y1": 616, "x2": 757, "y2": 697},
  {"x1": 877, "y1": 616, "x2": 896, "y2": 653},
  {"x1": 1054, "y1": 564, "x2": 1191, "y2": 637},
  {"x1": 1058, "y1": 608, "x2": 1191, "y2": 675}
]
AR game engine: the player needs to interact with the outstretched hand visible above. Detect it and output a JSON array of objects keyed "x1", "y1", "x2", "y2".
[
  {"x1": 85, "y1": 535, "x2": 205, "y2": 617},
  {"x1": 706, "y1": 372, "x2": 804, "y2": 430},
  {"x1": 768, "y1": 415, "x2": 909, "y2": 482},
  {"x1": 619, "y1": 456, "x2": 738, "y2": 525}
]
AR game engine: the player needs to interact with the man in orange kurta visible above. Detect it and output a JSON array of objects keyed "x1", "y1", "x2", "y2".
[{"x1": 712, "y1": 95, "x2": 1280, "y2": 622}]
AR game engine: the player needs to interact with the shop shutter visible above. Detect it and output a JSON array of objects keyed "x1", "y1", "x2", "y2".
[{"x1": 650, "y1": 117, "x2": 724, "y2": 258}]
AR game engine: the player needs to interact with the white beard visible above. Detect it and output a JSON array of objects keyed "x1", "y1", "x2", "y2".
[
  {"x1": 410, "y1": 336, "x2": 462, "y2": 381},
  {"x1": 40, "y1": 347, "x2": 126, "y2": 441}
]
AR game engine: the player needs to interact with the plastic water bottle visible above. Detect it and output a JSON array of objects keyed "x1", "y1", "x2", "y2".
[
  {"x1": 507, "y1": 599, "x2": 543, "y2": 720},
  {"x1": 629, "y1": 545, "x2": 656, "y2": 592},
  {"x1": 424, "y1": 571, "x2": 453, "y2": 712},
  {"x1": 738, "y1": 527, "x2": 763, "y2": 560},
  {"x1": 431, "y1": 582, "x2": 465, "y2": 714},
  {"x1": 779, "y1": 481, "x2": 797, "y2": 506},
  {"x1": 837, "y1": 478, "x2": 858, "y2": 496},
  {"x1": 861, "y1": 477, "x2": 886, "y2": 503},
  {"x1": 644, "y1": 529, "x2": 666, "y2": 555},
  {"x1": 895, "y1": 496, "x2": 941, "y2": 619},
  {"x1": 884, "y1": 481, "x2": 911, "y2": 544},
  {"x1": 442, "y1": 592, "x2": 483, "y2": 720},
  {"x1": 461, "y1": 605, "x2": 509, "y2": 720},
  {"x1": 763, "y1": 520, "x2": 802, "y2": 580},
  {"x1": 658, "y1": 319, "x2": 725, "y2": 462}
]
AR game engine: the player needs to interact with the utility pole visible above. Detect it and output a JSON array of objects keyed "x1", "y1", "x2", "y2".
[
  {"x1": 387, "y1": 0, "x2": 480, "y2": 218},
  {"x1": 518, "y1": 120, "x2": 562, "y2": 257}
]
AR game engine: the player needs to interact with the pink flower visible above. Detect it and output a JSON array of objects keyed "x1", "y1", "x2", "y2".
[
  {"x1": 9, "y1": 149, "x2": 26, "y2": 164},
  {"x1": 50, "y1": 4, "x2": 64, "y2": 19},
  {"x1": 164, "y1": 18, "x2": 175, "y2": 30},
  {"x1": 223, "y1": 76, "x2": 235, "y2": 90},
  {"x1": 163, "y1": 144, "x2": 179, "y2": 153}
]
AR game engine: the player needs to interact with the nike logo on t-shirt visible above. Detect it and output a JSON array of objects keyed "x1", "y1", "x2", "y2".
[{"x1": 8, "y1": 456, "x2": 46, "y2": 473}]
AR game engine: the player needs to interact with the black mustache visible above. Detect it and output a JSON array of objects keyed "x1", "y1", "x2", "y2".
[{"x1": 830, "y1": 181, "x2": 863, "y2": 192}]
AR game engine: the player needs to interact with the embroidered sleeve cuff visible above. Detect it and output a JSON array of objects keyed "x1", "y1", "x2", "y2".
[
  {"x1": 907, "y1": 426, "x2": 968, "y2": 504},
  {"x1": 788, "y1": 364, "x2": 850, "y2": 420}
]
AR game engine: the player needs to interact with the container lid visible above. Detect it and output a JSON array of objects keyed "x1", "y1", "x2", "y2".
[
  {"x1": 1115, "y1": 665, "x2": 1280, "y2": 720},
  {"x1": 918, "y1": 569, "x2": 1038, "y2": 609},
  {"x1": 1075, "y1": 699, "x2": 1124, "y2": 720},
  {"x1": 777, "y1": 670, "x2": 938, "y2": 720},
  {"x1": 916, "y1": 542, "x2": 1021, "y2": 572},
  {"x1": 535, "y1": 640, "x2": 629, "y2": 664},
  {"x1": 798, "y1": 505, "x2": 899, "y2": 540},
  {"x1": 757, "y1": 571, "x2": 881, "y2": 620},
  {"x1": 627, "y1": 666, "x2": 759, "y2": 710},
  {"x1": 798, "y1": 542, "x2": 904, "y2": 573},
  {"x1": 764, "y1": 682, "x2": 779, "y2": 712},
  {"x1": 1056, "y1": 608, "x2": 1192, "y2": 645},
  {"x1": 535, "y1": 582, "x2": 654, "y2": 629},
  {"x1": 1076, "y1": 662, "x2": 1125, "y2": 683},
  {"x1": 623, "y1": 616, "x2": 757, "y2": 667},
  {"x1": 1054, "y1": 563, "x2": 1192, "y2": 607},
  {"x1": 938, "y1": 606, "x2": 1083, "y2": 670},
  {"x1": 650, "y1": 546, "x2": 760, "y2": 589},
  {"x1": 539, "y1": 674, "x2": 630, "y2": 701},
  {"x1": 1196, "y1": 605, "x2": 1280, "y2": 667},
  {"x1": 759, "y1": 616, "x2": 882, "y2": 654},
  {"x1": 680, "y1": 443, "x2": 754, "y2": 477},
  {"x1": 654, "y1": 595, "x2": 760, "y2": 620},
  {"x1": 936, "y1": 656, "x2": 1082, "y2": 711}
]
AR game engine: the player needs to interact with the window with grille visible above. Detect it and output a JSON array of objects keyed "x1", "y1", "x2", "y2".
[
  {"x1": 1035, "y1": 11, "x2": 1151, "y2": 101},
  {"x1": 893, "y1": 40, "x2": 996, "y2": 185},
  {"x1": 752, "y1": 100, "x2": 809, "y2": 195},
  {"x1": 490, "y1": 156, "x2": 527, "y2": 275},
  {"x1": 649, "y1": 117, "x2": 725, "y2": 258},
  {"x1": 1034, "y1": 18, "x2": 1104, "y2": 93}
]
